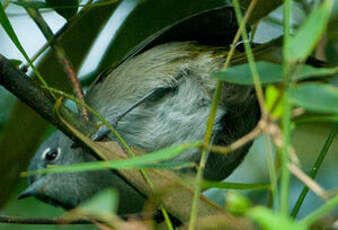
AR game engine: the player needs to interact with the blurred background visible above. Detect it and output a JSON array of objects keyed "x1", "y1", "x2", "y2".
[{"x1": 0, "y1": 0, "x2": 337, "y2": 229}]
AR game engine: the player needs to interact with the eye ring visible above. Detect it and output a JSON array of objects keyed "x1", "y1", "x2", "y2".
[{"x1": 41, "y1": 147, "x2": 61, "y2": 161}]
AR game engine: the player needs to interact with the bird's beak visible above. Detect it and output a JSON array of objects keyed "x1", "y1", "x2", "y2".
[{"x1": 17, "y1": 177, "x2": 45, "y2": 200}]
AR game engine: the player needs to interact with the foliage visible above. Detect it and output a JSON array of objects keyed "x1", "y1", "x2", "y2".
[{"x1": 0, "y1": 0, "x2": 337, "y2": 229}]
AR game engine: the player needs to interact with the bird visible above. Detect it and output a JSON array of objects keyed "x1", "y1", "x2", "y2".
[{"x1": 18, "y1": 6, "x2": 260, "y2": 215}]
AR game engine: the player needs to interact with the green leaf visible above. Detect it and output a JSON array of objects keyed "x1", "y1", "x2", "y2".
[
  {"x1": 247, "y1": 207, "x2": 306, "y2": 230},
  {"x1": 300, "y1": 195, "x2": 338, "y2": 227},
  {"x1": 140, "y1": 161, "x2": 195, "y2": 169},
  {"x1": 45, "y1": 0, "x2": 78, "y2": 20},
  {"x1": 294, "y1": 114, "x2": 338, "y2": 124},
  {"x1": 77, "y1": 189, "x2": 118, "y2": 219},
  {"x1": 226, "y1": 192, "x2": 251, "y2": 215},
  {"x1": 288, "y1": 0, "x2": 334, "y2": 62},
  {"x1": 9, "y1": 59, "x2": 22, "y2": 67},
  {"x1": 23, "y1": 143, "x2": 198, "y2": 176},
  {"x1": 290, "y1": 83, "x2": 338, "y2": 114},
  {"x1": 212, "y1": 61, "x2": 338, "y2": 85},
  {"x1": 266, "y1": 85, "x2": 284, "y2": 118},
  {"x1": 0, "y1": 1, "x2": 48, "y2": 87},
  {"x1": 10, "y1": 1, "x2": 47, "y2": 8},
  {"x1": 0, "y1": 2, "x2": 31, "y2": 64},
  {"x1": 201, "y1": 181, "x2": 270, "y2": 190}
]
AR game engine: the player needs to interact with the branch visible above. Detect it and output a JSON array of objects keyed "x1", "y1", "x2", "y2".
[
  {"x1": 0, "y1": 212, "x2": 149, "y2": 225},
  {"x1": 24, "y1": 7, "x2": 88, "y2": 119},
  {"x1": 0, "y1": 215, "x2": 91, "y2": 225},
  {"x1": 0, "y1": 54, "x2": 96, "y2": 142}
]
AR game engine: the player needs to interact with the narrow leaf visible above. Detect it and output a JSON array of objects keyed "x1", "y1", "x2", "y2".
[
  {"x1": 23, "y1": 144, "x2": 196, "y2": 176},
  {"x1": 0, "y1": 3, "x2": 30, "y2": 62},
  {"x1": 10, "y1": 1, "x2": 47, "y2": 8},
  {"x1": 288, "y1": 0, "x2": 334, "y2": 62},
  {"x1": 45, "y1": 0, "x2": 78, "y2": 20},
  {"x1": 290, "y1": 83, "x2": 338, "y2": 114},
  {"x1": 300, "y1": 195, "x2": 338, "y2": 227},
  {"x1": 212, "y1": 62, "x2": 338, "y2": 85},
  {"x1": 9, "y1": 59, "x2": 22, "y2": 67},
  {"x1": 247, "y1": 207, "x2": 306, "y2": 230},
  {"x1": 201, "y1": 181, "x2": 270, "y2": 190},
  {"x1": 0, "y1": 1, "x2": 48, "y2": 87}
]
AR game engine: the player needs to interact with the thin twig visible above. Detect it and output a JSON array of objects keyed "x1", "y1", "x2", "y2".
[
  {"x1": 19, "y1": 0, "x2": 99, "y2": 71},
  {"x1": 0, "y1": 212, "x2": 152, "y2": 225},
  {"x1": 291, "y1": 126, "x2": 338, "y2": 218},
  {"x1": 24, "y1": 6, "x2": 88, "y2": 120},
  {"x1": 0, "y1": 54, "x2": 94, "y2": 142},
  {"x1": 263, "y1": 133, "x2": 279, "y2": 209},
  {"x1": 188, "y1": 1, "x2": 258, "y2": 229},
  {"x1": 300, "y1": 195, "x2": 338, "y2": 227},
  {"x1": 280, "y1": 0, "x2": 293, "y2": 216},
  {"x1": 288, "y1": 163, "x2": 329, "y2": 200},
  {"x1": 0, "y1": 215, "x2": 91, "y2": 225},
  {"x1": 232, "y1": 0, "x2": 266, "y2": 114},
  {"x1": 206, "y1": 124, "x2": 262, "y2": 155},
  {"x1": 3, "y1": 0, "x2": 9, "y2": 9}
]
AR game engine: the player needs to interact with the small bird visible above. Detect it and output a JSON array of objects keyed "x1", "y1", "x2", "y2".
[{"x1": 18, "y1": 6, "x2": 260, "y2": 214}]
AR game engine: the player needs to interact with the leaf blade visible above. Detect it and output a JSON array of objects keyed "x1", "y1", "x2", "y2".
[
  {"x1": 212, "y1": 61, "x2": 338, "y2": 85},
  {"x1": 288, "y1": 0, "x2": 334, "y2": 62},
  {"x1": 290, "y1": 83, "x2": 338, "y2": 114}
]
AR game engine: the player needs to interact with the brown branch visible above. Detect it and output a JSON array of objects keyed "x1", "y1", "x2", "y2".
[
  {"x1": 61, "y1": 55, "x2": 88, "y2": 119},
  {"x1": 205, "y1": 121, "x2": 263, "y2": 155},
  {"x1": 24, "y1": 7, "x2": 88, "y2": 120},
  {"x1": 0, "y1": 215, "x2": 91, "y2": 225},
  {"x1": 0, "y1": 212, "x2": 149, "y2": 225},
  {"x1": 0, "y1": 54, "x2": 95, "y2": 142},
  {"x1": 288, "y1": 163, "x2": 329, "y2": 200}
]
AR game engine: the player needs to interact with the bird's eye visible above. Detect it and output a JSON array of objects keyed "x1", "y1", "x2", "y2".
[{"x1": 41, "y1": 147, "x2": 61, "y2": 161}]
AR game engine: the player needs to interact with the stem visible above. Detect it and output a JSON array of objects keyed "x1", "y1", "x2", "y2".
[
  {"x1": 280, "y1": 90, "x2": 291, "y2": 215},
  {"x1": 0, "y1": 55, "x2": 92, "y2": 139},
  {"x1": 3, "y1": 0, "x2": 9, "y2": 9},
  {"x1": 300, "y1": 195, "x2": 338, "y2": 227},
  {"x1": 24, "y1": 5, "x2": 88, "y2": 119},
  {"x1": 291, "y1": 126, "x2": 337, "y2": 218},
  {"x1": 232, "y1": 0, "x2": 265, "y2": 113},
  {"x1": 160, "y1": 207, "x2": 174, "y2": 230},
  {"x1": 188, "y1": 81, "x2": 223, "y2": 230},
  {"x1": 0, "y1": 2, "x2": 50, "y2": 92},
  {"x1": 206, "y1": 125, "x2": 261, "y2": 155},
  {"x1": 0, "y1": 216, "x2": 91, "y2": 225},
  {"x1": 288, "y1": 163, "x2": 327, "y2": 200},
  {"x1": 280, "y1": 0, "x2": 292, "y2": 216},
  {"x1": 0, "y1": 212, "x2": 152, "y2": 225},
  {"x1": 188, "y1": 2, "x2": 259, "y2": 228},
  {"x1": 264, "y1": 134, "x2": 279, "y2": 209}
]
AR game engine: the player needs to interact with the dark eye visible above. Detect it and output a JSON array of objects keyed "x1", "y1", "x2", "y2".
[{"x1": 42, "y1": 147, "x2": 60, "y2": 161}]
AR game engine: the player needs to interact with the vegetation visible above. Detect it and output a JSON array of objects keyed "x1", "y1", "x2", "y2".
[{"x1": 0, "y1": 0, "x2": 337, "y2": 229}]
